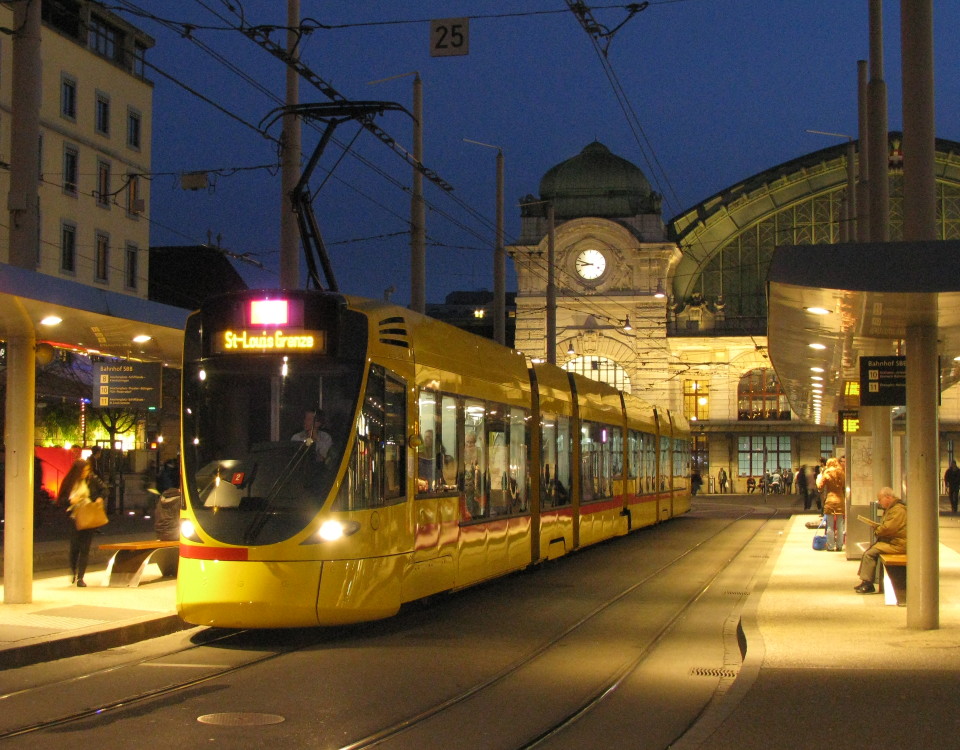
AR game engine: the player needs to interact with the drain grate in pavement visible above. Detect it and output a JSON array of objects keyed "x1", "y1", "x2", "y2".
[{"x1": 689, "y1": 667, "x2": 738, "y2": 678}]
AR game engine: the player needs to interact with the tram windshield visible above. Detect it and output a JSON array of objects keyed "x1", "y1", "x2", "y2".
[{"x1": 182, "y1": 355, "x2": 364, "y2": 546}]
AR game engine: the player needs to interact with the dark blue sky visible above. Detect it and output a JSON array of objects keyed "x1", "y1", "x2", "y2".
[{"x1": 124, "y1": 1, "x2": 959, "y2": 305}]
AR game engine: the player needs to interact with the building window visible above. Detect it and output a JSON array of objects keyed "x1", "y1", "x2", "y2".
[
  {"x1": 89, "y1": 15, "x2": 122, "y2": 63},
  {"x1": 61, "y1": 75, "x2": 77, "y2": 120},
  {"x1": 95, "y1": 93, "x2": 110, "y2": 135},
  {"x1": 96, "y1": 160, "x2": 111, "y2": 206},
  {"x1": 820, "y1": 435, "x2": 838, "y2": 461},
  {"x1": 124, "y1": 243, "x2": 138, "y2": 290},
  {"x1": 737, "y1": 367, "x2": 790, "y2": 420},
  {"x1": 562, "y1": 355, "x2": 631, "y2": 393},
  {"x1": 692, "y1": 433, "x2": 708, "y2": 474},
  {"x1": 127, "y1": 109, "x2": 141, "y2": 149},
  {"x1": 60, "y1": 223, "x2": 77, "y2": 273},
  {"x1": 133, "y1": 42, "x2": 147, "y2": 77},
  {"x1": 126, "y1": 174, "x2": 143, "y2": 214},
  {"x1": 63, "y1": 145, "x2": 78, "y2": 195},
  {"x1": 95, "y1": 232, "x2": 109, "y2": 282},
  {"x1": 683, "y1": 379, "x2": 709, "y2": 422},
  {"x1": 738, "y1": 435, "x2": 792, "y2": 478}
]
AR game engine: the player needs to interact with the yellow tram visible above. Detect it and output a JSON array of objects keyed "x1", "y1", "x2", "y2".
[{"x1": 176, "y1": 290, "x2": 691, "y2": 627}]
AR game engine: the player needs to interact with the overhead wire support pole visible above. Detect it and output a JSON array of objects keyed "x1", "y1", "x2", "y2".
[
  {"x1": 263, "y1": 101, "x2": 408, "y2": 291},
  {"x1": 241, "y1": 24, "x2": 453, "y2": 193}
]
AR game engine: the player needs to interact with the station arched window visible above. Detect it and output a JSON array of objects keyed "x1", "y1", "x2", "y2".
[
  {"x1": 562, "y1": 355, "x2": 631, "y2": 393},
  {"x1": 737, "y1": 367, "x2": 790, "y2": 421}
]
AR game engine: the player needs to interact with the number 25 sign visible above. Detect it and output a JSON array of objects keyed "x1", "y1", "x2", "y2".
[{"x1": 430, "y1": 18, "x2": 469, "y2": 57}]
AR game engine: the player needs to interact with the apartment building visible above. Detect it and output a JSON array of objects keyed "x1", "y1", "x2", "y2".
[{"x1": 0, "y1": 0, "x2": 154, "y2": 297}]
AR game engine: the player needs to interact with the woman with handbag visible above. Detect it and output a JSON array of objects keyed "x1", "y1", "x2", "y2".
[{"x1": 67, "y1": 462, "x2": 108, "y2": 586}]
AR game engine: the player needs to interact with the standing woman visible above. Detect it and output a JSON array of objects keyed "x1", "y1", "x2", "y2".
[
  {"x1": 68, "y1": 462, "x2": 106, "y2": 586},
  {"x1": 817, "y1": 457, "x2": 846, "y2": 551}
]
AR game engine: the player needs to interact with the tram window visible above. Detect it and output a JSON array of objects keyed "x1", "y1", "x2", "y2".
[
  {"x1": 383, "y1": 375, "x2": 406, "y2": 500},
  {"x1": 610, "y1": 426, "x2": 623, "y2": 481},
  {"x1": 555, "y1": 415, "x2": 571, "y2": 507},
  {"x1": 643, "y1": 433, "x2": 656, "y2": 493},
  {"x1": 487, "y1": 410, "x2": 509, "y2": 515},
  {"x1": 462, "y1": 399, "x2": 487, "y2": 519},
  {"x1": 508, "y1": 406, "x2": 529, "y2": 514},
  {"x1": 627, "y1": 430, "x2": 640, "y2": 480},
  {"x1": 334, "y1": 365, "x2": 407, "y2": 511},
  {"x1": 659, "y1": 436, "x2": 670, "y2": 491},
  {"x1": 581, "y1": 422, "x2": 598, "y2": 504},
  {"x1": 417, "y1": 390, "x2": 440, "y2": 493},
  {"x1": 440, "y1": 395, "x2": 458, "y2": 489},
  {"x1": 541, "y1": 413, "x2": 558, "y2": 507}
]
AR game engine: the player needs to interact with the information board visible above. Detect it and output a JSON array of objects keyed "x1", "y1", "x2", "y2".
[
  {"x1": 859, "y1": 355, "x2": 906, "y2": 406},
  {"x1": 92, "y1": 361, "x2": 161, "y2": 409}
]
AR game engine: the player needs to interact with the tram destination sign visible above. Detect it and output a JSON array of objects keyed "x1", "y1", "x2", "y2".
[
  {"x1": 92, "y1": 361, "x2": 161, "y2": 409},
  {"x1": 859, "y1": 355, "x2": 906, "y2": 406}
]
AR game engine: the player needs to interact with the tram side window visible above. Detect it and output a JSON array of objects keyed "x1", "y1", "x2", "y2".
[
  {"x1": 541, "y1": 413, "x2": 558, "y2": 507},
  {"x1": 417, "y1": 389, "x2": 455, "y2": 495},
  {"x1": 659, "y1": 436, "x2": 670, "y2": 491},
  {"x1": 417, "y1": 390, "x2": 438, "y2": 494},
  {"x1": 556, "y1": 415, "x2": 571, "y2": 506},
  {"x1": 383, "y1": 375, "x2": 406, "y2": 499},
  {"x1": 610, "y1": 426, "x2": 623, "y2": 482},
  {"x1": 440, "y1": 395, "x2": 458, "y2": 488},
  {"x1": 581, "y1": 421, "x2": 600, "y2": 503},
  {"x1": 642, "y1": 433, "x2": 656, "y2": 493},
  {"x1": 627, "y1": 430, "x2": 640, "y2": 481},
  {"x1": 334, "y1": 365, "x2": 406, "y2": 511},
  {"x1": 487, "y1": 412, "x2": 508, "y2": 515},
  {"x1": 674, "y1": 437, "x2": 690, "y2": 491},
  {"x1": 462, "y1": 399, "x2": 487, "y2": 519},
  {"x1": 508, "y1": 406, "x2": 529, "y2": 514}
]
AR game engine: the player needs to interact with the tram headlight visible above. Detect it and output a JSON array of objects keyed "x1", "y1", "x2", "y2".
[
  {"x1": 316, "y1": 519, "x2": 361, "y2": 542},
  {"x1": 180, "y1": 519, "x2": 201, "y2": 541}
]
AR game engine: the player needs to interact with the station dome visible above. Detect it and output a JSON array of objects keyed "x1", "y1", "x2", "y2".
[{"x1": 539, "y1": 141, "x2": 658, "y2": 219}]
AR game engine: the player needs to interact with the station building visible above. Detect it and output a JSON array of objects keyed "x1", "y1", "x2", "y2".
[
  {"x1": 509, "y1": 136, "x2": 960, "y2": 490},
  {"x1": 0, "y1": 0, "x2": 154, "y2": 296}
]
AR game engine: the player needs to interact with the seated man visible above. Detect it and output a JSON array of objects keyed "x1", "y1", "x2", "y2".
[{"x1": 854, "y1": 486, "x2": 907, "y2": 594}]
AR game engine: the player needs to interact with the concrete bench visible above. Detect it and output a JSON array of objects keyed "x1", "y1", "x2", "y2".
[
  {"x1": 98, "y1": 540, "x2": 179, "y2": 587},
  {"x1": 879, "y1": 553, "x2": 907, "y2": 606}
]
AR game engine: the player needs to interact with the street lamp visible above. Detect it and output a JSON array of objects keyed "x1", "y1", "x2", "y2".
[{"x1": 463, "y1": 138, "x2": 505, "y2": 346}]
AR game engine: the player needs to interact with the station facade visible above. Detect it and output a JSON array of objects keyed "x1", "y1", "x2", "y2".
[{"x1": 509, "y1": 136, "x2": 960, "y2": 490}]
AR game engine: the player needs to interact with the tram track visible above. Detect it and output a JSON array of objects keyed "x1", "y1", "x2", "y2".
[
  {"x1": 0, "y1": 627, "x2": 334, "y2": 739},
  {"x1": 338, "y1": 504, "x2": 780, "y2": 750},
  {"x1": 0, "y1": 503, "x2": 784, "y2": 746}
]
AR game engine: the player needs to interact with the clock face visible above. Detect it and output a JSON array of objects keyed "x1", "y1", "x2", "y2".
[{"x1": 575, "y1": 249, "x2": 606, "y2": 280}]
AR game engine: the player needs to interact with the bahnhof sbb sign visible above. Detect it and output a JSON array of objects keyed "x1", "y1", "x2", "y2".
[
  {"x1": 92, "y1": 361, "x2": 161, "y2": 410},
  {"x1": 859, "y1": 355, "x2": 906, "y2": 406}
]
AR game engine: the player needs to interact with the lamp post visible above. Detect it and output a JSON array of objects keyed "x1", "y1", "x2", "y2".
[{"x1": 463, "y1": 139, "x2": 505, "y2": 345}]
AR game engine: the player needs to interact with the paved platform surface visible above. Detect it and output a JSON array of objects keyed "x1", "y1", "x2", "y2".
[{"x1": 2, "y1": 493, "x2": 960, "y2": 747}]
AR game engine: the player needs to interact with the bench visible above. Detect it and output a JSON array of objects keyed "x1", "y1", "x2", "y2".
[
  {"x1": 98, "y1": 540, "x2": 179, "y2": 587},
  {"x1": 879, "y1": 553, "x2": 907, "y2": 606}
]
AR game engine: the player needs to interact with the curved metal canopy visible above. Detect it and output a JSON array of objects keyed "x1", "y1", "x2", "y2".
[
  {"x1": 767, "y1": 240, "x2": 960, "y2": 426},
  {"x1": 0, "y1": 264, "x2": 188, "y2": 366}
]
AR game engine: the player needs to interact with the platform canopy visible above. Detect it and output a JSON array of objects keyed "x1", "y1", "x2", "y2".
[
  {"x1": 0, "y1": 263, "x2": 188, "y2": 366},
  {"x1": 767, "y1": 240, "x2": 960, "y2": 426}
]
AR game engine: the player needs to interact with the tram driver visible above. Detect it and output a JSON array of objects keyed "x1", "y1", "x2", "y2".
[{"x1": 292, "y1": 408, "x2": 333, "y2": 462}]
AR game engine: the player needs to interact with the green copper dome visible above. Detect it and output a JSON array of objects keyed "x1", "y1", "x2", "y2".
[{"x1": 539, "y1": 141, "x2": 657, "y2": 219}]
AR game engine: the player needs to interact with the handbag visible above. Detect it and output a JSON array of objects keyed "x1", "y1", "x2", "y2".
[
  {"x1": 812, "y1": 520, "x2": 827, "y2": 551},
  {"x1": 74, "y1": 498, "x2": 109, "y2": 530}
]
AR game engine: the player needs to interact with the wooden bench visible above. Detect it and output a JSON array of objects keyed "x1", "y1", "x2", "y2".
[
  {"x1": 98, "y1": 540, "x2": 179, "y2": 587},
  {"x1": 879, "y1": 553, "x2": 907, "y2": 606}
]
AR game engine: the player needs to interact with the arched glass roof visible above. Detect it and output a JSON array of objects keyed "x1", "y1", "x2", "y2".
[{"x1": 667, "y1": 134, "x2": 960, "y2": 332}]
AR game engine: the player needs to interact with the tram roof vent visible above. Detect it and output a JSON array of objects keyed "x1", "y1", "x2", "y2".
[{"x1": 378, "y1": 316, "x2": 410, "y2": 348}]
